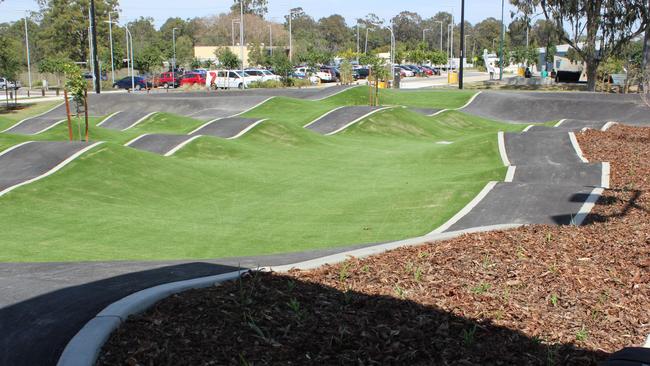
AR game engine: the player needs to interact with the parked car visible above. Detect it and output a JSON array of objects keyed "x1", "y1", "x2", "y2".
[
  {"x1": 180, "y1": 72, "x2": 206, "y2": 87},
  {"x1": 295, "y1": 67, "x2": 332, "y2": 82},
  {"x1": 397, "y1": 66, "x2": 415, "y2": 77},
  {"x1": 0, "y1": 77, "x2": 20, "y2": 90},
  {"x1": 356, "y1": 68, "x2": 370, "y2": 79},
  {"x1": 158, "y1": 72, "x2": 181, "y2": 88},
  {"x1": 112, "y1": 76, "x2": 151, "y2": 90},
  {"x1": 320, "y1": 66, "x2": 340, "y2": 82},
  {"x1": 244, "y1": 69, "x2": 281, "y2": 82},
  {"x1": 205, "y1": 70, "x2": 257, "y2": 89},
  {"x1": 421, "y1": 65, "x2": 441, "y2": 76}
]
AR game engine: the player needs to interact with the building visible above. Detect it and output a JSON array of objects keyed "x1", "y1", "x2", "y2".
[{"x1": 194, "y1": 45, "x2": 286, "y2": 68}]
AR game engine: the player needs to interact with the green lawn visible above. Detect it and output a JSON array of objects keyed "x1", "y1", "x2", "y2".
[{"x1": 0, "y1": 89, "x2": 524, "y2": 262}]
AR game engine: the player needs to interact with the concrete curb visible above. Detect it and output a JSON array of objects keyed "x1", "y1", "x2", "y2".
[
  {"x1": 56, "y1": 224, "x2": 520, "y2": 366},
  {"x1": 325, "y1": 107, "x2": 393, "y2": 136},
  {"x1": 1, "y1": 101, "x2": 66, "y2": 133},
  {"x1": 568, "y1": 132, "x2": 589, "y2": 163},
  {"x1": 122, "y1": 112, "x2": 158, "y2": 131},
  {"x1": 96, "y1": 111, "x2": 122, "y2": 127}
]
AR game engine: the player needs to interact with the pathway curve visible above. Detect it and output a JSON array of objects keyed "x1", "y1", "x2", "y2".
[
  {"x1": 304, "y1": 106, "x2": 389, "y2": 135},
  {"x1": 435, "y1": 120, "x2": 611, "y2": 232},
  {"x1": 2, "y1": 103, "x2": 66, "y2": 135},
  {"x1": 0, "y1": 141, "x2": 103, "y2": 197}
]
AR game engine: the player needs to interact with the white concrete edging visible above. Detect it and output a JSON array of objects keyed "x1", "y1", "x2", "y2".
[
  {"x1": 456, "y1": 91, "x2": 482, "y2": 110},
  {"x1": 56, "y1": 223, "x2": 520, "y2": 366},
  {"x1": 568, "y1": 132, "x2": 589, "y2": 163},
  {"x1": 505, "y1": 165, "x2": 517, "y2": 183},
  {"x1": 123, "y1": 134, "x2": 151, "y2": 147},
  {"x1": 227, "y1": 119, "x2": 268, "y2": 139},
  {"x1": 573, "y1": 187, "x2": 605, "y2": 226},
  {"x1": 97, "y1": 111, "x2": 122, "y2": 127},
  {"x1": 1, "y1": 101, "x2": 66, "y2": 133},
  {"x1": 303, "y1": 106, "x2": 345, "y2": 128},
  {"x1": 497, "y1": 131, "x2": 511, "y2": 166},
  {"x1": 121, "y1": 112, "x2": 157, "y2": 131},
  {"x1": 164, "y1": 135, "x2": 204, "y2": 157},
  {"x1": 601, "y1": 121, "x2": 618, "y2": 131},
  {"x1": 601, "y1": 162, "x2": 610, "y2": 189},
  {"x1": 554, "y1": 119, "x2": 567, "y2": 128},
  {"x1": 428, "y1": 181, "x2": 499, "y2": 234}
]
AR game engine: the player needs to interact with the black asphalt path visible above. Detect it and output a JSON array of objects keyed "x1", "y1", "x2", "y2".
[
  {"x1": 513, "y1": 163, "x2": 605, "y2": 187},
  {"x1": 3, "y1": 103, "x2": 67, "y2": 135},
  {"x1": 126, "y1": 134, "x2": 198, "y2": 155},
  {"x1": 0, "y1": 141, "x2": 93, "y2": 193},
  {"x1": 0, "y1": 241, "x2": 380, "y2": 366},
  {"x1": 505, "y1": 130, "x2": 583, "y2": 166},
  {"x1": 463, "y1": 91, "x2": 650, "y2": 125},
  {"x1": 190, "y1": 117, "x2": 263, "y2": 138},
  {"x1": 306, "y1": 106, "x2": 383, "y2": 135},
  {"x1": 98, "y1": 110, "x2": 153, "y2": 130}
]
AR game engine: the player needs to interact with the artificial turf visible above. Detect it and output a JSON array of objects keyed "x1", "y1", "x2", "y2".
[{"x1": 0, "y1": 88, "x2": 524, "y2": 262}]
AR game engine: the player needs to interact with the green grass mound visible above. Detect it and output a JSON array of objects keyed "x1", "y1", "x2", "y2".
[{"x1": 0, "y1": 90, "x2": 524, "y2": 262}]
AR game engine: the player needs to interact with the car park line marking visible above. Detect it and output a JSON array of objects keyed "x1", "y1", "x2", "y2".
[
  {"x1": 573, "y1": 187, "x2": 605, "y2": 226},
  {"x1": 601, "y1": 162, "x2": 610, "y2": 189},
  {"x1": 33, "y1": 119, "x2": 67, "y2": 135},
  {"x1": 303, "y1": 106, "x2": 345, "y2": 128},
  {"x1": 164, "y1": 135, "x2": 204, "y2": 157},
  {"x1": 0, "y1": 141, "x2": 105, "y2": 198},
  {"x1": 568, "y1": 132, "x2": 589, "y2": 163},
  {"x1": 522, "y1": 125, "x2": 534, "y2": 132},
  {"x1": 227, "y1": 119, "x2": 268, "y2": 139},
  {"x1": 554, "y1": 119, "x2": 567, "y2": 127},
  {"x1": 1, "y1": 101, "x2": 66, "y2": 133},
  {"x1": 601, "y1": 121, "x2": 618, "y2": 131},
  {"x1": 124, "y1": 134, "x2": 151, "y2": 147},
  {"x1": 428, "y1": 181, "x2": 499, "y2": 234},
  {"x1": 504, "y1": 165, "x2": 517, "y2": 183},
  {"x1": 456, "y1": 91, "x2": 482, "y2": 110},
  {"x1": 497, "y1": 131, "x2": 511, "y2": 166},
  {"x1": 325, "y1": 107, "x2": 393, "y2": 136},
  {"x1": 0, "y1": 141, "x2": 35, "y2": 158},
  {"x1": 121, "y1": 112, "x2": 158, "y2": 131},
  {"x1": 230, "y1": 97, "x2": 276, "y2": 117},
  {"x1": 97, "y1": 111, "x2": 122, "y2": 127}
]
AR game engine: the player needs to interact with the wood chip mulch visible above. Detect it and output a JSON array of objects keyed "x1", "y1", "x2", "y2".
[{"x1": 97, "y1": 125, "x2": 649, "y2": 366}]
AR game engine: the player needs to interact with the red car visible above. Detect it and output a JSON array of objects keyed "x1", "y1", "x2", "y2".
[
  {"x1": 158, "y1": 72, "x2": 181, "y2": 88},
  {"x1": 179, "y1": 72, "x2": 206, "y2": 87}
]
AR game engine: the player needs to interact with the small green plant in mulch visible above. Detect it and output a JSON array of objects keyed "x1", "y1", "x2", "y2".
[
  {"x1": 550, "y1": 294, "x2": 559, "y2": 307},
  {"x1": 393, "y1": 285, "x2": 406, "y2": 299},
  {"x1": 462, "y1": 325, "x2": 478, "y2": 347},
  {"x1": 481, "y1": 254, "x2": 494, "y2": 269},
  {"x1": 575, "y1": 327, "x2": 589, "y2": 342},
  {"x1": 338, "y1": 261, "x2": 351, "y2": 282},
  {"x1": 471, "y1": 282, "x2": 491, "y2": 295},
  {"x1": 413, "y1": 267, "x2": 423, "y2": 282},
  {"x1": 545, "y1": 232, "x2": 553, "y2": 244},
  {"x1": 361, "y1": 264, "x2": 370, "y2": 273}
]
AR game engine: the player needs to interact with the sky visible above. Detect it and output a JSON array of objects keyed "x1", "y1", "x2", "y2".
[{"x1": 1, "y1": 0, "x2": 519, "y2": 27}]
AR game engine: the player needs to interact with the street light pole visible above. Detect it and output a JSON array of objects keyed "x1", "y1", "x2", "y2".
[
  {"x1": 499, "y1": 0, "x2": 505, "y2": 80},
  {"x1": 289, "y1": 9, "x2": 294, "y2": 63},
  {"x1": 459, "y1": 0, "x2": 465, "y2": 90},
  {"x1": 356, "y1": 22, "x2": 360, "y2": 62},
  {"x1": 23, "y1": 12, "x2": 32, "y2": 90},
  {"x1": 107, "y1": 13, "x2": 115, "y2": 84},
  {"x1": 269, "y1": 23, "x2": 273, "y2": 56},
  {"x1": 423, "y1": 28, "x2": 432, "y2": 43},
  {"x1": 386, "y1": 25, "x2": 395, "y2": 85},
  {"x1": 240, "y1": 0, "x2": 245, "y2": 88},
  {"x1": 125, "y1": 26, "x2": 134, "y2": 90},
  {"x1": 172, "y1": 27, "x2": 178, "y2": 87},
  {"x1": 89, "y1": 0, "x2": 100, "y2": 93},
  {"x1": 365, "y1": 27, "x2": 375, "y2": 54}
]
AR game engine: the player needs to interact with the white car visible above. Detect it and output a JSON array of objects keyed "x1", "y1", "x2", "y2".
[
  {"x1": 0, "y1": 77, "x2": 21, "y2": 90},
  {"x1": 397, "y1": 66, "x2": 415, "y2": 77},
  {"x1": 205, "y1": 70, "x2": 257, "y2": 89},
  {"x1": 294, "y1": 67, "x2": 332, "y2": 82},
  {"x1": 245, "y1": 69, "x2": 281, "y2": 82}
]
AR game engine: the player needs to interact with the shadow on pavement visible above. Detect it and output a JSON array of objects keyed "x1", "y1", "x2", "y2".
[{"x1": 0, "y1": 262, "x2": 242, "y2": 366}]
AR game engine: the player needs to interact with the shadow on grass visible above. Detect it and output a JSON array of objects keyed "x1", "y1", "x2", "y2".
[{"x1": 98, "y1": 271, "x2": 606, "y2": 365}]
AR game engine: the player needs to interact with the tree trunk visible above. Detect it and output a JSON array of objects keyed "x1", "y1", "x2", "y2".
[
  {"x1": 5, "y1": 87, "x2": 8, "y2": 108},
  {"x1": 586, "y1": 59, "x2": 599, "y2": 92},
  {"x1": 643, "y1": 0, "x2": 650, "y2": 84}
]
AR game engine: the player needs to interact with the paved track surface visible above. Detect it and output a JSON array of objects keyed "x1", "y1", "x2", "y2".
[
  {"x1": 444, "y1": 119, "x2": 609, "y2": 232},
  {"x1": 463, "y1": 91, "x2": 650, "y2": 125},
  {"x1": 190, "y1": 117, "x2": 263, "y2": 138},
  {"x1": 3, "y1": 103, "x2": 66, "y2": 135},
  {"x1": 0, "y1": 242, "x2": 380, "y2": 366},
  {"x1": 98, "y1": 110, "x2": 153, "y2": 130},
  {"x1": 0, "y1": 141, "x2": 94, "y2": 193},
  {"x1": 2, "y1": 89, "x2": 645, "y2": 365},
  {"x1": 126, "y1": 134, "x2": 198, "y2": 155},
  {"x1": 306, "y1": 106, "x2": 384, "y2": 135}
]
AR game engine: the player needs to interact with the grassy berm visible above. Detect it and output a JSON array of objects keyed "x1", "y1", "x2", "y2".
[{"x1": 98, "y1": 125, "x2": 649, "y2": 365}]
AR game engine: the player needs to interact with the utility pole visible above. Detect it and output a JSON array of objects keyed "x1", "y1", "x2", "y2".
[
  {"x1": 423, "y1": 28, "x2": 432, "y2": 43},
  {"x1": 240, "y1": 0, "x2": 245, "y2": 88},
  {"x1": 434, "y1": 21, "x2": 443, "y2": 51},
  {"x1": 499, "y1": 0, "x2": 505, "y2": 81},
  {"x1": 269, "y1": 24, "x2": 273, "y2": 56},
  {"x1": 23, "y1": 12, "x2": 32, "y2": 91},
  {"x1": 90, "y1": 0, "x2": 100, "y2": 93},
  {"x1": 289, "y1": 9, "x2": 293, "y2": 62},
  {"x1": 172, "y1": 28, "x2": 178, "y2": 85},
  {"x1": 365, "y1": 27, "x2": 375, "y2": 54},
  {"x1": 356, "y1": 23, "x2": 360, "y2": 63},
  {"x1": 108, "y1": 12, "x2": 115, "y2": 84},
  {"x1": 459, "y1": 0, "x2": 465, "y2": 89}
]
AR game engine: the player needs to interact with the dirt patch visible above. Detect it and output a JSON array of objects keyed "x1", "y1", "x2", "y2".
[{"x1": 97, "y1": 125, "x2": 649, "y2": 366}]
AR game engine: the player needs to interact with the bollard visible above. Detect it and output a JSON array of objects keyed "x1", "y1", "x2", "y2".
[
  {"x1": 42, "y1": 88, "x2": 45, "y2": 97},
  {"x1": 56, "y1": 89, "x2": 60, "y2": 96}
]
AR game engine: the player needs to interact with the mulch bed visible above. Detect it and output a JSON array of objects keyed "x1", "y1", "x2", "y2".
[{"x1": 97, "y1": 125, "x2": 649, "y2": 366}]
